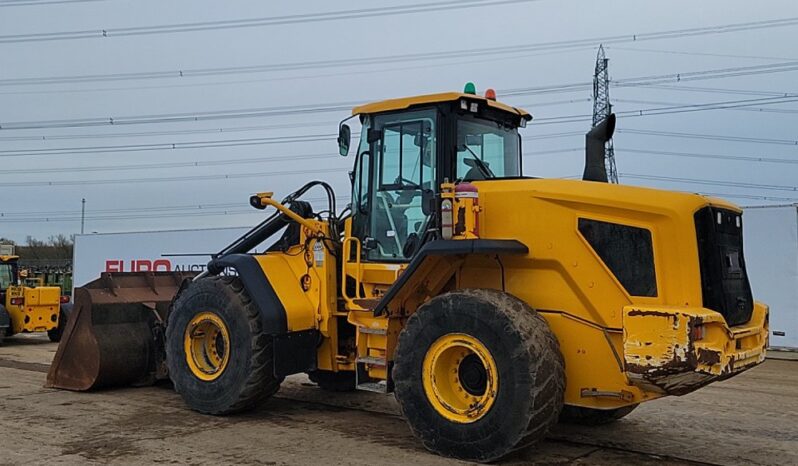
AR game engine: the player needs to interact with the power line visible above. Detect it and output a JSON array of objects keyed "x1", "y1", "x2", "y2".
[
  {"x1": 619, "y1": 83, "x2": 798, "y2": 98},
  {"x1": 4, "y1": 62, "x2": 798, "y2": 132},
  {"x1": 0, "y1": 0, "x2": 103, "y2": 6},
  {"x1": 501, "y1": 60, "x2": 798, "y2": 99},
  {"x1": 0, "y1": 196, "x2": 348, "y2": 218},
  {"x1": 607, "y1": 45, "x2": 798, "y2": 62},
  {"x1": 0, "y1": 102, "x2": 355, "y2": 130},
  {"x1": 0, "y1": 128, "x2": 582, "y2": 160},
  {"x1": 615, "y1": 97, "x2": 798, "y2": 114},
  {"x1": 3, "y1": 17, "x2": 798, "y2": 88},
  {"x1": 612, "y1": 95, "x2": 798, "y2": 117},
  {"x1": 525, "y1": 131, "x2": 584, "y2": 140},
  {"x1": 0, "y1": 95, "x2": 583, "y2": 142},
  {"x1": 620, "y1": 173, "x2": 798, "y2": 192},
  {"x1": 0, "y1": 146, "x2": 565, "y2": 175},
  {"x1": 0, "y1": 120, "x2": 339, "y2": 142},
  {"x1": 0, "y1": 196, "x2": 349, "y2": 223},
  {"x1": 0, "y1": 209, "x2": 260, "y2": 223},
  {"x1": 1, "y1": 97, "x2": 795, "y2": 160},
  {"x1": 0, "y1": 46, "x2": 596, "y2": 97},
  {"x1": 617, "y1": 128, "x2": 798, "y2": 145},
  {"x1": 0, "y1": 134, "x2": 336, "y2": 157},
  {"x1": 696, "y1": 192, "x2": 798, "y2": 203},
  {"x1": 619, "y1": 148, "x2": 798, "y2": 165},
  {"x1": 0, "y1": 201, "x2": 243, "y2": 217},
  {"x1": 0, "y1": 152, "x2": 333, "y2": 173},
  {"x1": 6, "y1": 95, "x2": 793, "y2": 157},
  {"x1": 614, "y1": 61, "x2": 798, "y2": 87},
  {"x1": 530, "y1": 95, "x2": 798, "y2": 126},
  {"x1": 6, "y1": 147, "x2": 793, "y2": 188},
  {"x1": 0, "y1": 0, "x2": 541, "y2": 44},
  {"x1": 0, "y1": 166, "x2": 343, "y2": 187}
]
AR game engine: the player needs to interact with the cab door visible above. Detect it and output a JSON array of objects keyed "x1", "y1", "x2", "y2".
[{"x1": 351, "y1": 109, "x2": 438, "y2": 262}]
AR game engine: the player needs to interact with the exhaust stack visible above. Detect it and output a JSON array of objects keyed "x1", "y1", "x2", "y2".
[{"x1": 582, "y1": 113, "x2": 616, "y2": 183}]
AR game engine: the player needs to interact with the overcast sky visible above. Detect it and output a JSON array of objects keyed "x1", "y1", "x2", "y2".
[{"x1": 0, "y1": 0, "x2": 796, "y2": 243}]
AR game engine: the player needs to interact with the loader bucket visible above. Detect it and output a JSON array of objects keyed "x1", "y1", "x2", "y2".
[{"x1": 46, "y1": 271, "x2": 195, "y2": 391}]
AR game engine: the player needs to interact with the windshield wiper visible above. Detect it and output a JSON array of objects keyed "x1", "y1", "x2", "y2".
[{"x1": 461, "y1": 145, "x2": 495, "y2": 178}]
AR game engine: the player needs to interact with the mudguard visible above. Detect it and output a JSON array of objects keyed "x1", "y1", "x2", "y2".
[{"x1": 206, "y1": 254, "x2": 318, "y2": 376}]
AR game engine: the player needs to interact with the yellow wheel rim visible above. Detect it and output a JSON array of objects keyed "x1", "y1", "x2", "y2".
[
  {"x1": 422, "y1": 333, "x2": 499, "y2": 424},
  {"x1": 184, "y1": 312, "x2": 230, "y2": 381}
]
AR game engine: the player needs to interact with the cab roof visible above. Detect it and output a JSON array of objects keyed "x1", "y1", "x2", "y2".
[{"x1": 351, "y1": 92, "x2": 532, "y2": 120}]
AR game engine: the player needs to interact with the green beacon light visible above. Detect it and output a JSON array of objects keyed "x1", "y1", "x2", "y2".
[{"x1": 463, "y1": 82, "x2": 476, "y2": 95}]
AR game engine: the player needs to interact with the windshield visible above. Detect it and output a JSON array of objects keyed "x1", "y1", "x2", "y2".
[
  {"x1": 456, "y1": 117, "x2": 521, "y2": 180},
  {"x1": 0, "y1": 263, "x2": 15, "y2": 290}
]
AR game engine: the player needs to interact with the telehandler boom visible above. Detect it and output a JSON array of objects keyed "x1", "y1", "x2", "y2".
[{"x1": 48, "y1": 85, "x2": 768, "y2": 462}]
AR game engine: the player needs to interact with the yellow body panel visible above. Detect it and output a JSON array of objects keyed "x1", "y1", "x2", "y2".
[
  {"x1": 254, "y1": 249, "x2": 320, "y2": 333},
  {"x1": 352, "y1": 92, "x2": 531, "y2": 119},
  {"x1": 457, "y1": 178, "x2": 763, "y2": 407},
  {"x1": 324, "y1": 178, "x2": 766, "y2": 406},
  {"x1": 6, "y1": 284, "x2": 61, "y2": 334}
]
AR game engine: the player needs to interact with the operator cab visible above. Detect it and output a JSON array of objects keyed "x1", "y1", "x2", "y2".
[
  {"x1": 338, "y1": 84, "x2": 531, "y2": 261},
  {"x1": 0, "y1": 256, "x2": 19, "y2": 303}
]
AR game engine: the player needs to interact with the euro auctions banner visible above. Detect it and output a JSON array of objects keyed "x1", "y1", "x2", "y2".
[
  {"x1": 743, "y1": 205, "x2": 798, "y2": 350},
  {"x1": 72, "y1": 227, "x2": 251, "y2": 288}
]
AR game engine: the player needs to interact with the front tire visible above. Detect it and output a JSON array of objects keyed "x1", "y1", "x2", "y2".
[
  {"x1": 166, "y1": 276, "x2": 282, "y2": 415},
  {"x1": 393, "y1": 289, "x2": 565, "y2": 462}
]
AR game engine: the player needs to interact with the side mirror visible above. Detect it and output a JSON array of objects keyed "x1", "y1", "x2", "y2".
[{"x1": 338, "y1": 124, "x2": 351, "y2": 157}]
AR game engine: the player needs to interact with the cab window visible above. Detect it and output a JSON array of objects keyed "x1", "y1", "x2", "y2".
[
  {"x1": 0, "y1": 263, "x2": 16, "y2": 290},
  {"x1": 456, "y1": 117, "x2": 521, "y2": 180},
  {"x1": 369, "y1": 109, "x2": 436, "y2": 261}
]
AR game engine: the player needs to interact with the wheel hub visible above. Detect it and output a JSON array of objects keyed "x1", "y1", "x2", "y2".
[
  {"x1": 458, "y1": 353, "x2": 488, "y2": 396},
  {"x1": 422, "y1": 333, "x2": 499, "y2": 424},
  {"x1": 184, "y1": 312, "x2": 230, "y2": 382}
]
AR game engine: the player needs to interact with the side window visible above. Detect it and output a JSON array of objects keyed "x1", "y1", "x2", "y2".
[
  {"x1": 0, "y1": 264, "x2": 15, "y2": 290},
  {"x1": 379, "y1": 122, "x2": 425, "y2": 189},
  {"x1": 578, "y1": 218, "x2": 657, "y2": 297},
  {"x1": 368, "y1": 110, "x2": 436, "y2": 261}
]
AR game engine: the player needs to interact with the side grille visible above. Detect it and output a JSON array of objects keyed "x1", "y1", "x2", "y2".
[{"x1": 694, "y1": 206, "x2": 754, "y2": 327}]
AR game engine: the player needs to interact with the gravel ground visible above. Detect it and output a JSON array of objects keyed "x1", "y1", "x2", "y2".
[{"x1": 0, "y1": 333, "x2": 796, "y2": 465}]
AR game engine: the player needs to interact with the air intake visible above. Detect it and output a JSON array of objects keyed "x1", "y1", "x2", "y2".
[{"x1": 582, "y1": 113, "x2": 616, "y2": 183}]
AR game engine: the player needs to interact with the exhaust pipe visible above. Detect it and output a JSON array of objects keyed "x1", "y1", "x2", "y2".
[{"x1": 582, "y1": 113, "x2": 616, "y2": 183}]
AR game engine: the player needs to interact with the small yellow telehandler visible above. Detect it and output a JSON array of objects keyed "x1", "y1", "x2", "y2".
[
  {"x1": 0, "y1": 247, "x2": 71, "y2": 344},
  {"x1": 48, "y1": 85, "x2": 768, "y2": 462}
]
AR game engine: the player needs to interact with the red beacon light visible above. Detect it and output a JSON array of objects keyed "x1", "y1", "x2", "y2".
[{"x1": 485, "y1": 88, "x2": 496, "y2": 101}]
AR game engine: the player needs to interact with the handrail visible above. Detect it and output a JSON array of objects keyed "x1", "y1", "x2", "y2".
[{"x1": 341, "y1": 236, "x2": 364, "y2": 304}]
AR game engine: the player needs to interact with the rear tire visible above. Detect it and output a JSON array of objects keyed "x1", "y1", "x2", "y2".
[
  {"x1": 560, "y1": 404, "x2": 638, "y2": 425},
  {"x1": 166, "y1": 276, "x2": 282, "y2": 415},
  {"x1": 307, "y1": 370, "x2": 356, "y2": 392},
  {"x1": 393, "y1": 289, "x2": 565, "y2": 462},
  {"x1": 0, "y1": 304, "x2": 10, "y2": 346},
  {"x1": 47, "y1": 304, "x2": 72, "y2": 343}
]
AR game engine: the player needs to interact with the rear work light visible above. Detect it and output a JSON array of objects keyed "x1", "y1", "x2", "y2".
[
  {"x1": 9, "y1": 297, "x2": 24, "y2": 306},
  {"x1": 60, "y1": 295, "x2": 70, "y2": 304}
]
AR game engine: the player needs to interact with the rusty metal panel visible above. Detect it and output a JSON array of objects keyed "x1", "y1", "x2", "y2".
[
  {"x1": 623, "y1": 303, "x2": 768, "y2": 396},
  {"x1": 46, "y1": 271, "x2": 195, "y2": 391}
]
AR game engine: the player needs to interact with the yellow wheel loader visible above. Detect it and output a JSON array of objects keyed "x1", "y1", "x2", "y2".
[
  {"x1": 0, "y1": 250, "x2": 71, "y2": 344},
  {"x1": 47, "y1": 85, "x2": 769, "y2": 462}
]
